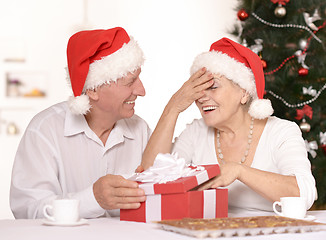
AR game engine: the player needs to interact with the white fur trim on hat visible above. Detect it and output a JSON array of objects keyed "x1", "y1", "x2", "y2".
[
  {"x1": 190, "y1": 51, "x2": 257, "y2": 96},
  {"x1": 84, "y1": 37, "x2": 144, "y2": 91},
  {"x1": 191, "y1": 50, "x2": 273, "y2": 119},
  {"x1": 248, "y1": 98, "x2": 274, "y2": 120},
  {"x1": 68, "y1": 95, "x2": 91, "y2": 115}
]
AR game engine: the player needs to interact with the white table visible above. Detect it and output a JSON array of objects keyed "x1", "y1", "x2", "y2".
[{"x1": 1, "y1": 211, "x2": 326, "y2": 240}]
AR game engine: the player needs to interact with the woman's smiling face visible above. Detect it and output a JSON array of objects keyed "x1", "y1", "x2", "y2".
[
  {"x1": 89, "y1": 68, "x2": 145, "y2": 121},
  {"x1": 195, "y1": 74, "x2": 248, "y2": 127}
]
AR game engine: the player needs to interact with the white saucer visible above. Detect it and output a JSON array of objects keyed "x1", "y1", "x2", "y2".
[
  {"x1": 276, "y1": 214, "x2": 316, "y2": 221},
  {"x1": 42, "y1": 218, "x2": 88, "y2": 227},
  {"x1": 299, "y1": 215, "x2": 316, "y2": 221}
]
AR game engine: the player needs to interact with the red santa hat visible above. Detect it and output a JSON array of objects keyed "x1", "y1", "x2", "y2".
[
  {"x1": 190, "y1": 37, "x2": 273, "y2": 119},
  {"x1": 66, "y1": 27, "x2": 144, "y2": 115}
]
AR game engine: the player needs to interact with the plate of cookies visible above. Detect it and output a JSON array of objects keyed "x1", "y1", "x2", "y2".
[{"x1": 156, "y1": 216, "x2": 326, "y2": 238}]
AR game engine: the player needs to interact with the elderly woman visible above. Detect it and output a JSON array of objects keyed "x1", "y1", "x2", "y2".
[{"x1": 139, "y1": 38, "x2": 317, "y2": 213}]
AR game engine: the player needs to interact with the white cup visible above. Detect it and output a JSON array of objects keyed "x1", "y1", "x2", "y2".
[
  {"x1": 43, "y1": 199, "x2": 80, "y2": 223},
  {"x1": 273, "y1": 197, "x2": 306, "y2": 219}
]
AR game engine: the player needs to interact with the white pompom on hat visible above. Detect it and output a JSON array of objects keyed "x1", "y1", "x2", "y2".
[
  {"x1": 66, "y1": 27, "x2": 145, "y2": 115},
  {"x1": 190, "y1": 37, "x2": 273, "y2": 119}
]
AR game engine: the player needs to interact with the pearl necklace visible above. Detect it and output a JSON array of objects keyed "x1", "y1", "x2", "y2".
[{"x1": 216, "y1": 117, "x2": 254, "y2": 164}]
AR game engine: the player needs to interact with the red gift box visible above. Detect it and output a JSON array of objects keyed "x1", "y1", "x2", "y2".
[{"x1": 120, "y1": 164, "x2": 228, "y2": 222}]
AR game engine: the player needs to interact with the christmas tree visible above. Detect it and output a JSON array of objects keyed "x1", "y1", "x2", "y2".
[{"x1": 231, "y1": 0, "x2": 326, "y2": 207}]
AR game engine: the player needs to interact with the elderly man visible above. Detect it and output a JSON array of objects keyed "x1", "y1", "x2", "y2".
[{"x1": 10, "y1": 27, "x2": 150, "y2": 219}]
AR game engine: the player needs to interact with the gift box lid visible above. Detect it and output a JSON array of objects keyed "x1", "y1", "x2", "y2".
[{"x1": 139, "y1": 164, "x2": 220, "y2": 195}]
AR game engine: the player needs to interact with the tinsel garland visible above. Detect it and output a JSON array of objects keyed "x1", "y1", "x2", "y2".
[
  {"x1": 264, "y1": 20, "x2": 326, "y2": 75},
  {"x1": 267, "y1": 83, "x2": 326, "y2": 108},
  {"x1": 251, "y1": 12, "x2": 322, "y2": 43}
]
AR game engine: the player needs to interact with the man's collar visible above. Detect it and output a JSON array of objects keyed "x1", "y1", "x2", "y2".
[
  {"x1": 64, "y1": 110, "x2": 88, "y2": 136},
  {"x1": 114, "y1": 118, "x2": 134, "y2": 140},
  {"x1": 64, "y1": 110, "x2": 135, "y2": 141}
]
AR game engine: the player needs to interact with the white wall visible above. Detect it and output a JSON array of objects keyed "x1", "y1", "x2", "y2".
[{"x1": 0, "y1": 0, "x2": 238, "y2": 219}]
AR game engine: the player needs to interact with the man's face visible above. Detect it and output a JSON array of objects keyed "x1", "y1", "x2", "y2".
[{"x1": 90, "y1": 68, "x2": 145, "y2": 121}]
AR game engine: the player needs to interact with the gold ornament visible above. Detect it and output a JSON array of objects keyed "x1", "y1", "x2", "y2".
[
  {"x1": 299, "y1": 119, "x2": 311, "y2": 132},
  {"x1": 274, "y1": 5, "x2": 286, "y2": 18}
]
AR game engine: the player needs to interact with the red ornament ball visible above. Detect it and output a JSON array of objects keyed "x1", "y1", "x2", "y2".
[
  {"x1": 298, "y1": 67, "x2": 309, "y2": 76},
  {"x1": 261, "y1": 59, "x2": 267, "y2": 69},
  {"x1": 321, "y1": 144, "x2": 326, "y2": 156},
  {"x1": 237, "y1": 9, "x2": 249, "y2": 21}
]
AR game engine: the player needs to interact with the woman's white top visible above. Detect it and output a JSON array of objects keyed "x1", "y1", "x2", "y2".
[{"x1": 172, "y1": 116, "x2": 317, "y2": 212}]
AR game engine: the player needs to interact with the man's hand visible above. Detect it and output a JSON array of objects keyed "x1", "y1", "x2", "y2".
[{"x1": 93, "y1": 174, "x2": 146, "y2": 210}]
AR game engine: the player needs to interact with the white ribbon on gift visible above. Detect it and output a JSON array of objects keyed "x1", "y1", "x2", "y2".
[
  {"x1": 146, "y1": 194, "x2": 161, "y2": 222},
  {"x1": 305, "y1": 140, "x2": 318, "y2": 158},
  {"x1": 203, "y1": 190, "x2": 216, "y2": 219},
  {"x1": 320, "y1": 132, "x2": 326, "y2": 145},
  {"x1": 129, "y1": 153, "x2": 204, "y2": 184},
  {"x1": 145, "y1": 189, "x2": 217, "y2": 222}
]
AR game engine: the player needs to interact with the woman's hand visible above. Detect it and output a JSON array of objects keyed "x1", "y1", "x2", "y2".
[
  {"x1": 166, "y1": 68, "x2": 214, "y2": 114},
  {"x1": 135, "y1": 165, "x2": 144, "y2": 173},
  {"x1": 138, "y1": 68, "x2": 214, "y2": 172},
  {"x1": 197, "y1": 162, "x2": 243, "y2": 190}
]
